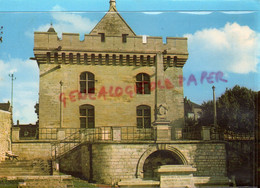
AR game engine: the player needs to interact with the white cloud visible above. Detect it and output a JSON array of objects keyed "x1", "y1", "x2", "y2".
[
  {"x1": 184, "y1": 22, "x2": 260, "y2": 74},
  {"x1": 221, "y1": 11, "x2": 256, "y2": 14},
  {"x1": 143, "y1": 12, "x2": 163, "y2": 15},
  {"x1": 179, "y1": 11, "x2": 212, "y2": 15},
  {"x1": 0, "y1": 57, "x2": 39, "y2": 124},
  {"x1": 27, "y1": 5, "x2": 98, "y2": 38}
]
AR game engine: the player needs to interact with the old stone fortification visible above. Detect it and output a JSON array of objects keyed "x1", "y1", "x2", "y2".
[
  {"x1": 34, "y1": 8, "x2": 188, "y2": 130},
  {"x1": 7, "y1": 2, "x2": 230, "y2": 187},
  {"x1": 0, "y1": 110, "x2": 11, "y2": 161},
  {"x1": 59, "y1": 142, "x2": 227, "y2": 185}
]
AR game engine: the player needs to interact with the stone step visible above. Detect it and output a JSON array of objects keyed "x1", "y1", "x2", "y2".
[
  {"x1": 0, "y1": 175, "x2": 74, "y2": 188},
  {"x1": 0, "y1": 160, "x2": 51, "y2": 177},
  {"x1": 19, "y1": 179, "x2": 74, "y2": 188}
]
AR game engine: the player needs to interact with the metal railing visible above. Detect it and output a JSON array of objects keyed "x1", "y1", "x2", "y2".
[
  {"x1": 39, "y1": 128, "x2": 58, "y2": 140},
  {"x1": 182, "y1": 126, "x2": 202, "y2": 140},
  {"x1": 121, "y1": 127, "x2": 155, "y2": 141},
  {"x1": 51, "y1": 126, "x2": 155, "y2": 159},
  {"x1": 210, "y1": 127, "x2": 254, "y2": 141}
]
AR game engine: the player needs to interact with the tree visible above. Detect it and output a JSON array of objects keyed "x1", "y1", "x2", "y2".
[{"x1": 199, "y1": 85, "x2": 257, "y2": 133}]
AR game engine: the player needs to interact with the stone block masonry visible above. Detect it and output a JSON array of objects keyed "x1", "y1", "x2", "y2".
[
  {"x1": 0, "y1": 110, "x2": 11, "y2": 161},
  {"x1": 57, "y1": 141, "x2": 227, "y2": 185},
  {"x1": 11, "y1": 142, "x2": 52, "y2": 160}
]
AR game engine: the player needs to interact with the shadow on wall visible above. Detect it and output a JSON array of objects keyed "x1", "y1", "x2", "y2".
[
  {"x1": 225, "y1": 141, "x2": 255, "y2": 186},
  {"x1": 143, "y1": 150, "x2": 183, "y2": 180},
  {"x1": 170, "y1": 118, "x2": 184, "y2": 140}
]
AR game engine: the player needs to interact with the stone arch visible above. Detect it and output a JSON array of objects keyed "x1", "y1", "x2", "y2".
[{"x1": 136, "y1": 145, "x2": 188, "y2": 178}]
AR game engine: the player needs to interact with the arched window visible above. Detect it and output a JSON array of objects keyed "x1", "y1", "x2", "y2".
[
  {"x1": 80, "y1": 72, "x2": 95, "y2": 94},
  {"x1": 137, "y1": 105, "x2": 151, "y2": 128},
  {"x1": 80, "y1": 104, "x2": 95, "y2": 128},
  {"x1": 136, "y1": 73, "x2": 151, "y2": 94}
]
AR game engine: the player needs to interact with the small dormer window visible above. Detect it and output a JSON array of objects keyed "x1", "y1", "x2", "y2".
[
  {"x1": 99, "y1": 33, "x2": 105, "y2": 42},
  {"x1": 122, "y1": 34, "x2": 128, "y2": 43}
]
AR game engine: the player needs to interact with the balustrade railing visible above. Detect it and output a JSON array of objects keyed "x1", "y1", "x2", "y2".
[
  {"x1": 210, "y1": 127, "x2": 254, "y2": 141},
  {"x1": 182, "y1": 126, "x2": 202, "y2": 140},
  {"x1": 51, "y1": 126, "x2": 155, "y2": 159},
  {"x1": 39, "y1": 128, "x2": 57, "y2": 140}
]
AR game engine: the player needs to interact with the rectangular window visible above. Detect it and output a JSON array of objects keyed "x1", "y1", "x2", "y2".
[
  {"x1": 136, "y1": 105, "x2": 151, "y2": 128},
  {"x1": 99, "y1": 33, "x2": 105, "y2": 42},
  {"x1": 122, "y1": 34, "x2": 128, "y2": 43},
  {"x1": 80, "y1": 105, "x2": 95, "y2": 129}
]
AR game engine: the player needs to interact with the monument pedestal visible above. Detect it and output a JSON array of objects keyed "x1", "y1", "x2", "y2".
[
  {"x1": 155, "y1": 165, "x2": 197, "y2": 188},
  {"x1": 153, "y1": 120, "x2": 171, "y2": 141}
]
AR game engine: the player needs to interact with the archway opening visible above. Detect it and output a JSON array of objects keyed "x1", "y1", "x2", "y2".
[{"x1": 143, "y1": 150, "x2": 183, "y2": 180}]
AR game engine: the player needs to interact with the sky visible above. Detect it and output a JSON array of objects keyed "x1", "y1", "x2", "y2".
[{"x1": 0, "y1": 0, "x2": 259, "y2": 124}]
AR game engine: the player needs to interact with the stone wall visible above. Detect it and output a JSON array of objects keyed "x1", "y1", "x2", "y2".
[
  {"x1": 59, "y1": 144, "x2": 91, "y2": 179},
  {"x1": 58, "y1": 141, "x2": 227, "y2": 185},
  {"x1": 38, "y1": 63, "x2": 185, "y2": 129},
  {"x1": 92, "y1": 144, "x2": 149, "y2": 184},
  {"x1": 11, "y1": 142, "x2": 52, "y2": 160},
  {"x1": 0, "y1": 110, "x2": 11, "y2": 161}
]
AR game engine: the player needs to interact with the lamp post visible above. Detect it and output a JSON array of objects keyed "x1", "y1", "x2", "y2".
[
  {"x1": 60, "y1": 81, "x2": 63, "y2": 129},
  {"x1": 212, "y1": 86, "x2": 217, "y2": 127},
  {"x1": 9, "y1": 73, "x2": 16, "y2": 125},
  {"x1": 9, "y1": 73, "x2": 16, "y2": 109}
]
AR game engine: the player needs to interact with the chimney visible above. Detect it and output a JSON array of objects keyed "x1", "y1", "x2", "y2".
[{"x1": 110, "y1": 0, "x2": 116, "y2": 10}]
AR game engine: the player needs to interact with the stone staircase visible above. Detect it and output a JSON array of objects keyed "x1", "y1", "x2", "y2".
[
  {"x1": 0, "y1": 159, "x2": 51, "y2": 176},
  {"x1": 17, "y1": 176, "x2": 74, "y2": 188},
  {"x1": 0, "y1": 159, "x2": 74, "y2": 187}
]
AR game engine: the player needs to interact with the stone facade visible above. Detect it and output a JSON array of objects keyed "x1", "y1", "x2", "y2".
[
  {"x1": 33, "y1": 1, "x2": 188, "y2": 131},
  {"x1": 8, "y1": 1, "x2": 229, "y2": 187},
  {"x1": 58, "y1": 142, "x2": 227, "y2": 185},
  {"x1": 0, "y1": 110, "x2": 12, "y2": 161}
]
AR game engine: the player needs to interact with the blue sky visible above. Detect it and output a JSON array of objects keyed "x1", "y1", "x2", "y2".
[{"x1": 0, "y1": 0, "x2": 259, "y2": 123}]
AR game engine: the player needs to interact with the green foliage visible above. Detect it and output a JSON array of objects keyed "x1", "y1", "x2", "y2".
[
  {"x1": 185, "y1": 117, "x2": 197, "y2": 126},
  {"x1": 199, "y1": 85, "x2": 257, "y2": 133}
]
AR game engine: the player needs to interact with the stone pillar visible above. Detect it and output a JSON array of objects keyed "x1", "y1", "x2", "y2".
[
  {"x1": 11, "y1": 126, "x2": 20, "y2": 142},
  {"x1": 201, "y1": 126, "x2": 211, "y2": 140},
  {"x1": 154, "y1": 121, "x2": 171, "y2": 141},
  {"x1": 57, "y1": 129, "x2": 65, "y2": 140},
  {"x1": 172, "y1": 127, "x2": 183, "y2": 140},
  {"x1": 112, "y1": 127, "x2": 121, "y2": 141},
  {"x1": 153, "y1": 52, "x2": 171, "y2": 141}
]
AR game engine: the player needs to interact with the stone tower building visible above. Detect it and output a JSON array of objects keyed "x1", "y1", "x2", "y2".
[
  {"x1": 34, "y1": 0, "x2": 188, "y2": 133},
  {"x1": 12, "y1": 0, "x2": 230, "y2": 186}
]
